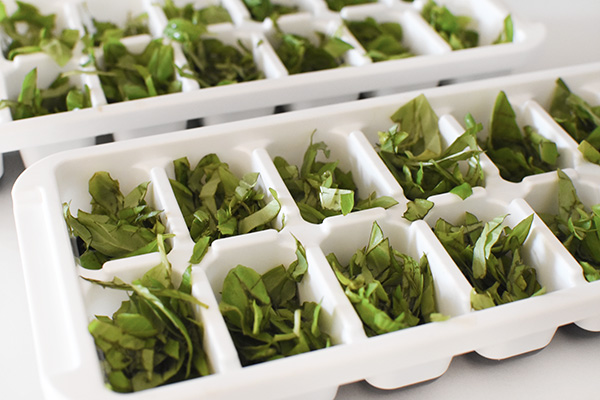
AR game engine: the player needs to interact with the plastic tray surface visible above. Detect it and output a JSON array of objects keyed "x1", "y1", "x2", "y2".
[{"x1": 12, "y1": 61, "x2": 600, "y2": 400}]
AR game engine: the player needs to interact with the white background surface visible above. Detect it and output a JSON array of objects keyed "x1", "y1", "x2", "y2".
[{"x1": 2, "y1": 1, "x2": 600, "y2": 399}]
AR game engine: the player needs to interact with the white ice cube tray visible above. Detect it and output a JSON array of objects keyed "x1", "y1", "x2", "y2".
[
  {"x1": 0, "y1": 0, "x2": 544, "y2": 172},
  {"x1": 12, "y1": 61, "x2": 600, "y2": 400}
]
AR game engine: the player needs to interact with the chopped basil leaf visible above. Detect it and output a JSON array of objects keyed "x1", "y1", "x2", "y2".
[
  {"x1": 0, "y1": 0, "x2": 79, "y2": 65},
  {"x1": 163, "y1": 0, "x2": 231, "y2": 25},
  {"x1": 539, "y1": 169, "x2": 600, "y2": 282},
  {"x1": 0, "y1": 67, "x2": 91, "y2": 119},
  {"x1": 421, "y1": 0, "x2": 478, "y2": 50},
  {"x1": 97, "y1": 38, "x2": 182, "y2": 103},
  {"x1": 325, "y1": 0, "x2": 376, "y2": 12},
  {"x1": 274, "y1": 131, "x2": 398, "y2": 224},
  {"x1": 170, "y1": 154, "x2": 281, "y2": 264},
  {"x1": 345, "y1": 17, "x2": 413, "y2": 62},
  {"x1": 482, "y1": 91, "x2": 559, "y2": 182},
  {"x1": 89, "y1": 12, "x2": 150, "y2": 47},
  {"x1": 433, "y1": 212, "x2": 545, "y2": 310},
  {"x1": 163, "y1": 20, "x2": 263, "y2": 87},
  {"x1": 377, "y1": 94, "x2": 484, "y2": 212},
  {"x1": 274, "y1": 29, "x2": 354, "y2": 74},
  {"x1": 242, "y1": 0, "x2": 298, "y2": 22},
  {"x1": 63, "y1": 171, "x2": 170, "y2": 269},
  {"x1": 86, "y1": 235, "x2": 210, "y2": 392},
  {"x1": 549, "y1": 78, "x2": 600, "y2": 165},
  {"x1": 327, "y1": 221, "x2": 447, "y2": 337},
  {"x1": 219, "y1": 239, "x2": 331, "y2": 366},
  {"x1": 493, "y1": 14, "x2": 514, "y2": 44}
]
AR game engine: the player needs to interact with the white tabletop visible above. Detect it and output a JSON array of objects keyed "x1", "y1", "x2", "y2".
[{"x1": 2, "y1": 1, "x2": 600, "y2": 399}]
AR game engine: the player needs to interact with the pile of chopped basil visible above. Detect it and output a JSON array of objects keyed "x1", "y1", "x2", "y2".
[
  {"x1": 0, "y1": 67, "x2": 91, "y2": 120},
  {"x1": 86, "y1": 236, "x2": 210, "y2": 393},
  {"x1": 163, "y1": 19, "x2": 263, "y2": 87},
  {"x1": 274, "y1": 131, "x2": 398, "y2": 224},
  {"x1": 63, "y1": 171, "x2": 170, "y2": 270},
  {"x1": 162, "y1": 0, "x2": 231, "y2": 25},
  {"x1": 376, "y1": 94, "x2": 484, "y2": 221},
  {"x1": 433, "y1": 212, "x2": 545, "y2": 310},
  {"x1": 549, "y1": 78, "x2": 600, "y2": 165},
  {"x1": 0, "y1": 0, "x2": 79, "y2": 65},
  {"x1": 345, "y1": 17, "x2": 413, "y2": 62},
  {"x1": 169, "y1": 154, "x2": 281, "y2": 264},
  {"x1": 89, "y1": 13, "x2": 150, "y2": 47},
  {"x1": 219, "y1": 239, "x2": 332, "y2": 366},
  {"x1": 97, "y1": 38, "x2": 182, "y2": 103},
  {"x1": 420, "y1": 0, "x2": 479, "y2": 50},
  {"x1": 242, "y1": 0, "x2": 298, "y2": 22},
  {"x1": 481, "y1": 91, "x2": 559, "y2": 182},
  {"x1": 539, "y1": 169, "x2": 600, "y2": 282},
  {"x1": 325, "y1": 0, "x2": 376, "y2": 12},
  {"x1": 326, "y1": 221, "x2": 447, "y2": 337},
  {"x1": 274, "y1": 30, "x2": 354, "y2": 74}
]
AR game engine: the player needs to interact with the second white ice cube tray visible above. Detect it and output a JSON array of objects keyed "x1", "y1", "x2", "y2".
[
  {"x1": 0, "y1": 0, "x2": 544, "y2": 170},
  {"x1": 12, "y1": 61, "x2": 600, "y2": 400}
]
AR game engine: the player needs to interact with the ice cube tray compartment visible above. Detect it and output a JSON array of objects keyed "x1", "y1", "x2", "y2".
[
  {"x1": 0, "y1": 0, "x2": 545, "y2": 173},
  {"x1": 13, "y1": 62, "x2": 600, "y2": 400}
]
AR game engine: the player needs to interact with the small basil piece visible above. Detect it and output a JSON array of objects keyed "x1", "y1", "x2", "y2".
[
  {"x1": 242, "y1": 0, "x2": 298, "y2": 22},
  {"x1": 325, "y1": 0, "x2": 376, "y2": 12}
]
